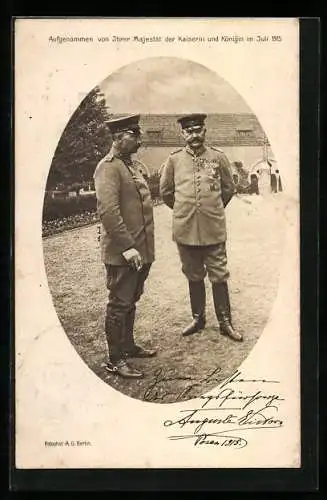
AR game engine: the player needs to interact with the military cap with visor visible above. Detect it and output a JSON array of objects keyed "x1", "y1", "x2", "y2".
[
  {"x1": 177, "y1": 113, "x2": 207, "y2": 130},
  {"x1": 105, "y1": 114, "x2": 141, "y2": 135}
]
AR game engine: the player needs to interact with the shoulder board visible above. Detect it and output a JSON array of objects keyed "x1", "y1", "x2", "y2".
[
  {"x1": 209, "y1": 145, "x2": 224, "y2": 154},
  {"x1": 97, "y1": 155, "x2": 113, "y2": 167},
  {"x1": 170, "y1": 148, "x2": 183, "y2": 155}
]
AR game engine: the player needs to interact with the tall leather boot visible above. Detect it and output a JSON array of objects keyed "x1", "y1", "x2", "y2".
[
  {"x1": 182, "y1": 280, "x2": 206, "y2": 336},
  {"x1": 224, "y1": 284, "x2": 232, "y2": 324},
  {"x1": 123, "y1": 307, "x2": 157, "y2": 358},
  {"x1": 122, "y1": 307, "x2": 136, "y2": 353},
  {"x1": 105, "y1": 313, "x2": 144, "y2": 378},
  {"x1": 212, "y1": 282, "x2": 243, "y2": 342}
]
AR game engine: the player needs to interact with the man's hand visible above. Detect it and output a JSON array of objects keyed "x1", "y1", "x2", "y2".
[{"x1": 122, "y1": 248, "x2": 143, "y2": 271}]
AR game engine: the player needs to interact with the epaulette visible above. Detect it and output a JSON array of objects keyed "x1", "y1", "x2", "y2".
[
  {"x1": 94, "y1": 153, "x2": 115, "y2": 177},
  {"x1": 97, "y1": 154, "x2": 114, "y2": 167},
  {"x1": 209, "y1": 145, "x2": 224, "y2": 153},
  {"x1": 170, "y1": 148, "x2": 183, "y2": 155}
]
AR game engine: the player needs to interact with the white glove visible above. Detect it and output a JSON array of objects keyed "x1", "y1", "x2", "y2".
[{"x1": 122, "y1": 248, "x2": 143, "y2": 271}]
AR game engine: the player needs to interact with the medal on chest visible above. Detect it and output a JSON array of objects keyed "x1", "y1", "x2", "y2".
[{"x1": 205, "y1": 159, "x2": 221, "y2": 191}]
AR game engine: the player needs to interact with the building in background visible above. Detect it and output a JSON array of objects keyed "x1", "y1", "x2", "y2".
[
  {"x1": 247, "y1": 138, "x2": 282, "y2": 195},
  {"x1": 132, "y1": 113, "x2": 282, "y2": 194},
  {"x1": 139, "y1": 113, "x2": 267, "y2": 149}
]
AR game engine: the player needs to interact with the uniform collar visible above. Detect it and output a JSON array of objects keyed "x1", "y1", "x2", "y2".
[
  {"x1": 185, "y1": 144, "x2": 207, "y2": 157},
  {"x1": 107, "y1": 146, "x2": 133, "y2": 164},
  {"x1": 106, "y1": 147, "x2": 117, "y2": 162}
]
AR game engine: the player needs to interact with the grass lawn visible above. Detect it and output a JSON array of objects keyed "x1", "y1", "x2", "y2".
[{"x1": 43, "y1": 193, "x2": 287, "y2": 403}]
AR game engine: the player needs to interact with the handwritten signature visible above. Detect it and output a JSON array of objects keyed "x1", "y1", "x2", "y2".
[
  {"x1": 144, "y1": 366, "x2": 227, "y2": 402},
  {"x1": 152, "y1": 367, "x2": 285, "y2": 448},
  {"x1": 144, "y1": 366, "x2": 279, "y2": 403}
]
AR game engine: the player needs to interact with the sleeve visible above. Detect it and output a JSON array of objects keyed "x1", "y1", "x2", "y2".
[
  {"x1": 94, "y1": 162, "x2": 135, "y2": 253},
  {"x1": 159, "y1": 156, "x2": 175, "y2": 209},
  {"x1": 219, "y1": 152, "x2": 236, "y2": 207}
]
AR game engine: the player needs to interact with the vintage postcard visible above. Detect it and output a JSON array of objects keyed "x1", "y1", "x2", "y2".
[{"x1": 14, "y1": 18, "x2": 302, "y2": 472}]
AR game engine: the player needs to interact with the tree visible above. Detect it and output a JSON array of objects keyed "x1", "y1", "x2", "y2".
[{"x1": 46, "y1": 86, "x2": 112, "y2": 190}]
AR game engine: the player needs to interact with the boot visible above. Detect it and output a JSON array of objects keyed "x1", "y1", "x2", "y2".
[
  {"x1": 212, "y1": 282, "x2": 243, "y2": 342},
  {"x1": 105, "y1": 359, "x2": 144, "y2": 379},
  {"x1": 122, "y1": 307, "x2": 136, "y2": 353},
  {"x1": 182, "y1": 280, "x2": 206, "y2": 336},
  {"x1": 225, "y1": 284, "x2": 232, "y2": 324},
  {"x1": 123, "y1": 307, "x2": 157, "y2": 358},
  {"x1": 105, "y1": 313, "x2": 144, "y2": 378},
  {"x1": 125, "y1": 345, "x2": 157, "y2": 358}
]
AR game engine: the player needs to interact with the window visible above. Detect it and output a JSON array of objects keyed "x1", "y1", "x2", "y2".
[{"x1": 236, "y1": 128, "x2": 253, "y2": 138}]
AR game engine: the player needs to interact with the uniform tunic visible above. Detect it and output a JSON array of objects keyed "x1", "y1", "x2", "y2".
[
  {"x1": 94, "y1": 149, "x2": 155, "y2": 362},
  {"x1": 93, "y1": 149, "x2": 155, "y2": 266},
  {"x1": 160, "y1": 145, "x2": 235, "y2": 283},
  {"x1": 160, "y1": 145, "x2": 235, "y2": 246}
]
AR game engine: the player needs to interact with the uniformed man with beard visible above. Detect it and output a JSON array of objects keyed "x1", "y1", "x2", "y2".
[
  {"x1": 94, "y1": 114, "x2": 157, "y2": 379},
  {"x1": 160, "y1": 113, "x2": 243, "y2": 342}
]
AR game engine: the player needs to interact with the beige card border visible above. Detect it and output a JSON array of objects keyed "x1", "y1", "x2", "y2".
[{"x1": 13, "y1": 17, "x2": 305, "y2": 473}]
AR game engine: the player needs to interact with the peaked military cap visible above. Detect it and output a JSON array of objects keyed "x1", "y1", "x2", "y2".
[
  {"x1": 106, "y1": 114, "x2": 141, "y2": 134},
  {"x1": 177, "y1": 113, "x2": 207, "y2": 129}
]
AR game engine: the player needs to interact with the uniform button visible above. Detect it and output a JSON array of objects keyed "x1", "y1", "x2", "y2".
[{"x1": 196, "y1": 202, "x2": 201, "y2": 207}]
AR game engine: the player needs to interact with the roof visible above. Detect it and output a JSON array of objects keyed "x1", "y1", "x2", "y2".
[{"x1": 134, "y1": 113, "x2": 267, "y2": 147}]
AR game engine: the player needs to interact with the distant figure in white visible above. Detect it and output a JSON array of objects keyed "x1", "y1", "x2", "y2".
[{"x1": 256, "y1": 161, "x2": 272, "y2": 196}]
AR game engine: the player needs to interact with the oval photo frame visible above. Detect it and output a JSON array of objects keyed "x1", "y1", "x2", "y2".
[{"x1": 42, "y1": 57, "x2": 287, "y2": 404}]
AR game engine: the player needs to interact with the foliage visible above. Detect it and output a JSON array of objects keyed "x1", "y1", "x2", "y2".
[
  {"x1": 232, "y1": 161, "x2": 251, "y2": 193},
  {"x1": 46, "y1": 86, "x2": 112, "y2": 190},
  {"x1": 43, "y1": 170, "x2": 162, "y2": 223},
  {"x1": 147, "y1": 172, "x2": 161, "y2": 200},
  {"x1": 43, "y1": 193, "x2": 97, "y2": 221}
]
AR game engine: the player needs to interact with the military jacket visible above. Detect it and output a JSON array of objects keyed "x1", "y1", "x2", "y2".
[
  {"x1": 94, "y1": 150, "x2": 155, "y2": 265},
  {"x1": 159, "y1": 145, "x2": 235, "y2": 246}
]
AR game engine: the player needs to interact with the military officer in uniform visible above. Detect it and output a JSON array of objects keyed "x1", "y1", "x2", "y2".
[
  {"x1": 94, "y1": 114, "x2": 157, "y2": 379},
  {"x1": 160, "y1": 113, "x2": 243, "y2": 342}
]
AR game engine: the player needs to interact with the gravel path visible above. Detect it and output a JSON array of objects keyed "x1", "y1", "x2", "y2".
[{"x1": 43, "y1": 193, "x2": 287, "y2": 403}]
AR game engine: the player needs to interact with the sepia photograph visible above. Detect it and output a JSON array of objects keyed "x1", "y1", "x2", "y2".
[
  {"x1": 14, "y1": 18, "x2": 305, "y2": 473},
  {"x1": 42, "y1": 57, "x2": 288, "y2": 403}
]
